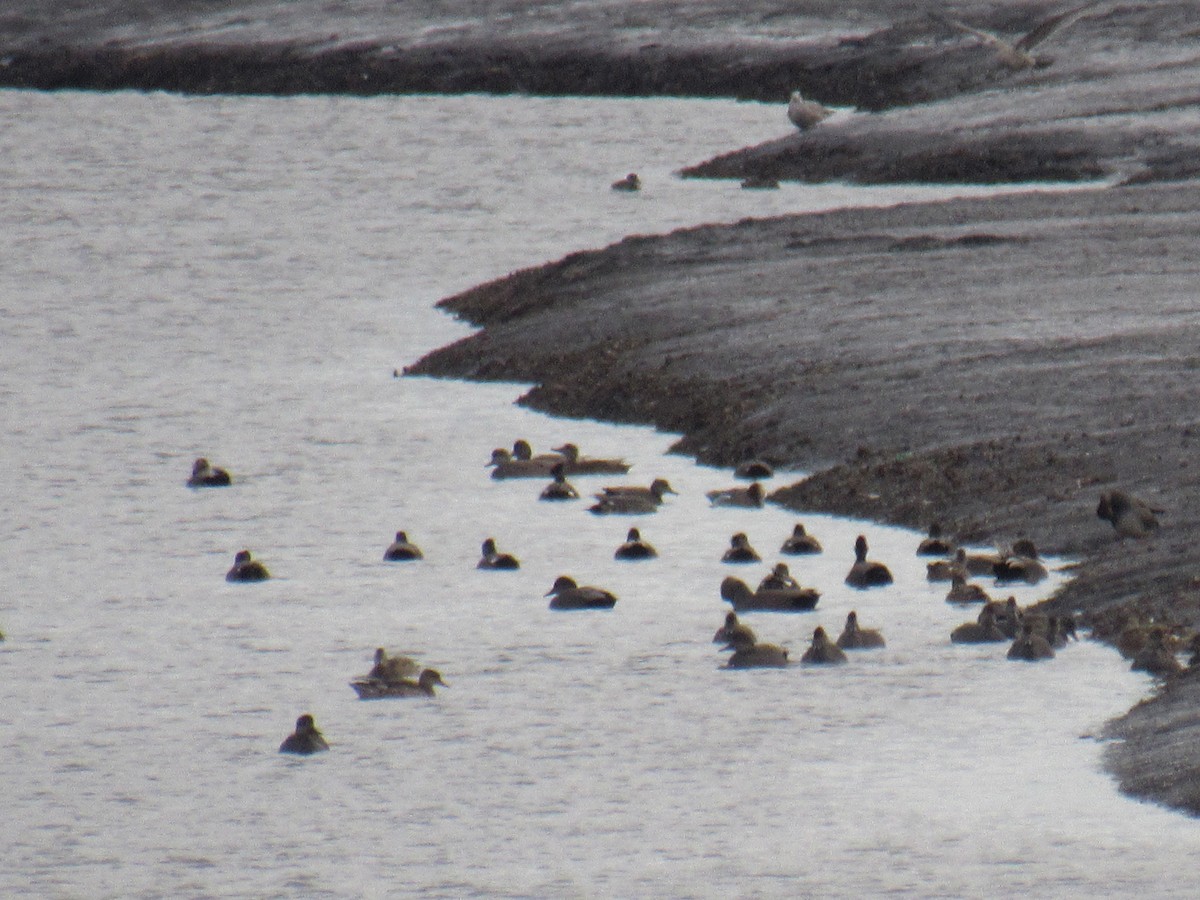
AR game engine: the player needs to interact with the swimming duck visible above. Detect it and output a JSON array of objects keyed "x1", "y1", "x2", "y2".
[
  {"x1": 611, "y1": 173, "x2": 641, "y2": 191},
  {"x1": 963, "y1": 549, "x2": 1006, "y2": 577},
  {"x1": 1006, "y1": 621, "x2": 1056, "y2": 661},
  {"x1": 734, "y1": 459, "x2": 774, "y2": 480},
  {"x1": 801, "y1": 626, "x2": 848, "y2": 665},
  {"x1": 226, "y1": 549, "x2": 270, "y2": 582},
  {"x1": 545, "y1": 575, "x2": 617, "y2": 610},
  {"x1": 352, "y1": 668, "x2": 449, "y2": 699},
  {"x1": 945, "y1": 572, "x2": 990, "y2": 605},
  {"x1": 916, "y1": 523, "x2": 954, "y2": 556},
  {"x1": 589, "y1": 493, "x2": 660, "y2": 515},
  {"x1": 722, "y1": 532, "x2": 761, "y2": 564},
  {"x1": 539, "y1": 462, "x2": 580, "y2": 501},
  {"x1": 993, "y1": 539, "x2": 1048, "y2": 585},
  {"x1": 1097, "y1": 490, "x2": 1161, "y2": 539},
  {"x1": 706, "y1": 481, "x2": 765, "y2": 508},
  {"x1": 991, "y1": 597, "x2": 1025, "y2": 639},
  {"x1": 720, "y1": 576, "x2": 820, "y2": 612},
  {"x1": 845, "y1": 535, "x2": 893, "y2": 588},
  {"x1": 366, "y1": 647, "x2": 420, "y2": 683},
  {"x1": 757, "y1": 562, "x2": 799, "y2": 591},
  {"x1": 487, "y1": 448, "x2": 559, "y2": 479},
  {"x1": 725, "y1": 637, "x2": 790, "y2": 669},
  {"x1": 780, "y1": 523, "x2": 822, "y2": 555},
  {"x1": 596, "y1": 478, "x2": 677, "y2": 502},
  {"x1": 786, "y1": 90, "x2": 833, "y2": 130},
  {"x1": 926, "y1": 548, "x2": 968, "y2": 582},
  {"x1": 589, "y1": 478, "x2": 676, "y2": 514},
  {"x1": 187, "y1": 457, "x2": 232, "y2": 487},
  {"x1": 713, "y1": 611, "x2": 757, "y2": 647},
  {"x1": 511, "y1": 439, "x2": 561, "y2": 464},
  {"x1": 614, "y1": 527, "x2": 657, "y2": 560},
  {"x1": 551, "y1": 443, "x2": 630, "y2": 475},
  {"x1": 477, "y1": 537, "x2": 520, "y2": 570},
  {"x1": 279, "y1": 714, "x2": 329, "y2": 754},
  {"x1": 383, "y1": 530, "x2": 423, "y2": 561},
  {"x1": 836, "y1": 611, "x2": 886, "y2": 650},
  {"x1": 950, "y1": 604, "x2": 1008, "y2": 644}
]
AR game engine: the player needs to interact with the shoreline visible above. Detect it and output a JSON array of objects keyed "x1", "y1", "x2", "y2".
[{"x1": 407, "y1": 181, "x2": 1200, "y2": 815}]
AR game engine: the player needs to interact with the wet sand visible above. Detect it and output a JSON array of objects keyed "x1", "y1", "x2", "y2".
[{"x1": 7, "y1": 0, "x2": 1200, "y2": 814}]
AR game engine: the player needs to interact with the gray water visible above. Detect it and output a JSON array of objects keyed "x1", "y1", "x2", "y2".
[{"x1": 0, "y1": 89, "x2": 1195, "y2": 898}]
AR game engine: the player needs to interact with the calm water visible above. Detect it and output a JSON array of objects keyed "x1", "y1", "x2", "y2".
[{"x1": 0, "y1": 89, "x2": 1195, "y2": 898}]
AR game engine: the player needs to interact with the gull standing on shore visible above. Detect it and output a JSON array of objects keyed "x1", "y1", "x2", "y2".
[{"x1": 786, "y1": 90, "x2": 833, "y2": 130}]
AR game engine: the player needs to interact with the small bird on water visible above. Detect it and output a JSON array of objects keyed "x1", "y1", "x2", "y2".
[{"x1": 279, "y1": 714, "x2": 329, "y2": 755}]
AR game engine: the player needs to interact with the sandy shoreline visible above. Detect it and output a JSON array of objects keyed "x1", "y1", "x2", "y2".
[{"x1": 7, "y1": 0, "x2": 1200, "y2": 815}]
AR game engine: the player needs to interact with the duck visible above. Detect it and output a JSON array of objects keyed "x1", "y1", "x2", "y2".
[
  {"x1": 366, "y1": 647, "x2": 420, "y2": 682},
  {"x1": 963, "y1": 549, "x2": 1005, "y2": 577},
  {"x1": 511, "y1": 439, "x2": 561, "y2": 465},
  {"x1": 1131, "y1": 627, "x2": 1184, "y2": 678},
  {"x1": 589, "y1": 478, "x2": 676, "y2": 515},
  {"x1": 801, "y1": 626, "x2": 848, "y2": 665},
  {"x1": 614, "y1": 527, "x2": 657, "y2": 560},
  {"x1": 722, "y1": 532, "x2": 761, "y2": 564},
  {"x1": 383, "y1": 531, "x2": 423, "y2": 561},
  {"x1": 611, "y1": 173, "x2": 641, "y2": 192},
  {"x1": 477, "y1": 537, "x2": 520, "y2": 570},
  {"x1": 845, "y1": 535, "x2": 893, "y2": 588},
  {"x1": 724, "y1": 635, "x2": 791, "y2": 669},
  {"x1": 786, "y1": 90, "x2": 833, "y2": 130},
  {"x1": 757, "y1": 562, "x2": 799, "y2": 591},
  {"x1": 545, "y1": 575, "x2": 617, "y2": 610},
  {"x1": 993, "y1": 539, "x2": 1048, "y2": 585},
  {"x1": 734, "y1": 459, "x2": 774, "y2": 480},
  {"x1": 713, "y1": 611, "x2": 756, "y2": 647},
  {"x1": 720, "y1": 575, "x2": 820, "y2": 612},
  {"x1": 1097, "y1": 490, "x2": 1162, "y2": 539},
  {"x1": 780, "y1": 523, "x2": 822, "y2": 555},
  {"x1": 226, "y1": 549, "x2": 270, "y2": 582},
  {"x1": 487, "y1": 448, "x2": 559, "y2": 479},
  {"x1": 1006, "y1": 621, "x2": 1056, "y2": 661},
  {"x1": 991, "y1": 597, "x2": 1025, "y2": 639},
  {"x1": 589, "y1": 493, "x2": 660, "y2": 515},
  {"x1": 933, "y1": 1, "x2": 1102, "y2": 72},
  {"x1": 551, "y1": 443, "x2": 630, "y2": 475},
  {"x1": 706, "y1": 481, "x2": 765, "y2": 508},
  {"x1": 836, "y1": 611, "x2": 886, "y2": 649},
  {"x1": 352, "y1": 668, "x2": 449, "y2": 699},
  {"x1": 279, "y1": 714, "x2": 329, "y2": 754},
  {"x1": 539, "y1": 462, "x2": 580, "y2": 501},
  {"x1": 950, "y1": 604, "x2": 1008, "y2": 644},
  {"x1": 596, "y1": 478, "x2": 677, "y2": 503},
  {"x1": 945, "y1": 573, "x2": 990, "y2": 605},
  {"x1": 187, "y1": 457, "x2": 232, "y2": 487},
  {"x1": 916, "y1": 523, "x2": 954, "y2": 556},
  {"x1": 926, "y1": 548, "x2": 968, "y2": 582}
]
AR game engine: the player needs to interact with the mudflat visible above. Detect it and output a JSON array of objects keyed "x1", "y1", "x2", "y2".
[{"x1": 8, "y1": 0, "x2": 1200, "y2": 814}]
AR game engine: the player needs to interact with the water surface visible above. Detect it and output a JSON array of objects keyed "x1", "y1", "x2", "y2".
[{"x1": 0, "y1": 89, "x2": 1194, "y2": 898}]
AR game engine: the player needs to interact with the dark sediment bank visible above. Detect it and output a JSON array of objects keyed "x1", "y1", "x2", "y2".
[
  {"x1": 9, "y1": 0, "x2": 1200, "y2": 814},
  {"x1": 4, "y1": 2, "x2": 1200, "y2": 184}
]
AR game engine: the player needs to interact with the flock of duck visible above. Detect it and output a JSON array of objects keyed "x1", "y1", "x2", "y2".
[{"x1": 187, "y1": 451, "x2": 1170, "y2": 755}]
